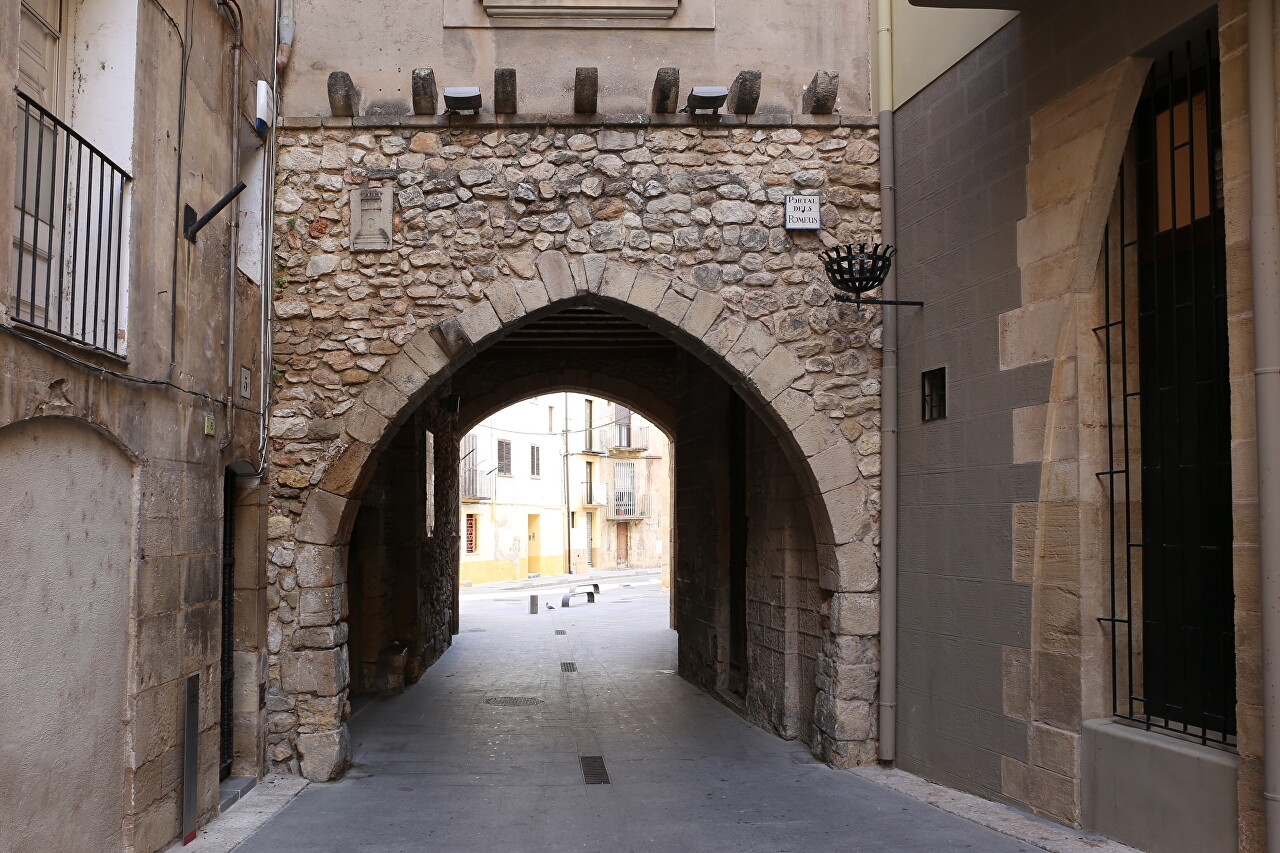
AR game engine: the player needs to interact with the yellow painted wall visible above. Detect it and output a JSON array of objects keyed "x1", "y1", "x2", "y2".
[{"x1": 871, "y1": 0, "x2": 1017, "y2": 111}]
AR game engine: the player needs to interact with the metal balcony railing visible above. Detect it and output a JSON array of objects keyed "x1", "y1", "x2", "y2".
[
  {"x1": 13, "y1": 91, "x2": 131, "y2": 355},
  {"x1": 608, "y1": 423, "x2": 649, "y2": 452},
  {"x1": 611, "y1": 491, "x2": 652, "y2": 519},
  {"x1": 461, "y1": 467, "x2": 495, "y2": 501},
  {"x1": 581, "y1": 481, "x2": 609, "y2": 506}
]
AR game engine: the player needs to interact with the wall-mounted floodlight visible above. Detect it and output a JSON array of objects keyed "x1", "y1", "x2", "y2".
[
  {"x1": 443, "y1": 86, "x2": 483, "y2": 114},
  {"x1": 681, "y1": 86, "x2": 728, "y2": 114}
]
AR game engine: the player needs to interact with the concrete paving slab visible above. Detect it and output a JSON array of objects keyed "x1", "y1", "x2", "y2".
[{"x1": 231, "y1": 587, "x2": 1053, "y2": 852}]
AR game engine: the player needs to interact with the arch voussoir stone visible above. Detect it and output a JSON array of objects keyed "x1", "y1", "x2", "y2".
[
  {"x1": 600, "y1": 261, "x2": 639, "y2": 301},
  {"x1": 515, "y1": 277, "x2": 551, "y2": 313},
  {"x1": 484, "y1": 278, "x2": 525, "y2": 325}
]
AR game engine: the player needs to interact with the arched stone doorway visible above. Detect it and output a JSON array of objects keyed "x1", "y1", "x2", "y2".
[{"x1": 268, "y1": 253, "x2": 881, "y2": 780}]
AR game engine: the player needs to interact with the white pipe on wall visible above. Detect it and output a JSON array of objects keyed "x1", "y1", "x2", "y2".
[{"x1": 1247, "y1": 0, "x2": 1280, "y2": 849}]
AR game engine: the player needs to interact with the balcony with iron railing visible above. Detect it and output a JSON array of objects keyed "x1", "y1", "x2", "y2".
[
  {"x1": 12, "y1": 91, "x2": 131, "y2": 355},
  {"x1": 461, "y1": 466, "x2": 496, "y2": 501},
  {"x1": 580, "y1": 481, "x2": 610, "y2": 506},
  {"x1": 611, "y1": 490, "x2": 652, "y2": 519},
  {"x1": 607, "y1": 423, "x2": 650, "y2": 453}
]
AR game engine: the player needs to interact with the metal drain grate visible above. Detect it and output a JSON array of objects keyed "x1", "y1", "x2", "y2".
[
  {"x1": 580, "y1": 756, "x2": 610, "y2": 785},
  {"x1": 463, "y1": 628, "x2": 486, "y2": 633},
  {"x1": 555, "y1": 630, "x2": 567, "y2": 635},
  {"x1": 561, "y1": 662, "x2": 577, "y2": 673},
  {"x1": 483, "y1": 696, "x2": 545, "y2": 707}
]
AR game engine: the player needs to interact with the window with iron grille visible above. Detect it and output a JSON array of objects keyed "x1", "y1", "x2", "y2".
[
  {"x1": 497, "y1": 439, "x2": 512, "y2": 476},
  {"x1": 531, "y1": 445, "x2": 541, "y2": 478},
  {"x1": 465, "y1": 514, "x2": 478, "y2": 553},
  {"x1": 921, "y1": 368, "x2": 946, "y2": 422},
  {"x1": 1098, "y1": 31, "x2": 1235, "y2": 747}
]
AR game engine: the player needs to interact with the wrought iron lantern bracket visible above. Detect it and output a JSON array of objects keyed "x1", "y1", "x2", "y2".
[{"x1": 820, "y1": 243, "x2": 922, "y2": 308}]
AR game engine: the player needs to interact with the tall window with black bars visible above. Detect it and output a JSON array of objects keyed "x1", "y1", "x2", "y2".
[{"x1": 1096, "y1": 28, "x2": 1236, "y2": 747}]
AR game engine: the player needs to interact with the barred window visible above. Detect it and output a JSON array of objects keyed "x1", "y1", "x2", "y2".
[{"x1": 1098, "y1": 32, "x2": 1235, "y2": 746}]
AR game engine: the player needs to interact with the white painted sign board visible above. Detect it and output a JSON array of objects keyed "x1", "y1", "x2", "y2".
[{"x1": 785, "y1": 194, "x2": 822, "y2": 230}]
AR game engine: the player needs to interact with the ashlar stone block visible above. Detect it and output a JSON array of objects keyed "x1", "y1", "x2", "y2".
[
  {"x1": 281, "y1": 647, "x2": 349, "y2": 696},
  {"x1": 819, "y1": 539, "x2": 878, "y2": 592},
  {"x1": 297, "y1": 727, "x2": 351, "y2": 781},
  {"x1": 295, "y1": 545, "x2": 345, "y2": 588},
  {"x1": 749, "y1": 345, "x2": 805, "y2": 403},
  {"x1": 830, "y1": 592, "x2": 879, "y2": 636},
  {"x1": 296, "y1": 490, "x2": 356, "y2": 548}
]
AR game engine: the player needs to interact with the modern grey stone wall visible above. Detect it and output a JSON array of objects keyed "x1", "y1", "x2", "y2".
[{"x1": 893, "y1": 0, "x2": 1231, "y2": 830}]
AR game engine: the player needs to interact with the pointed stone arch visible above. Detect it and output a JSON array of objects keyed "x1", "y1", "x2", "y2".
[
  {"x1": 278, "y1": 251, "x2": 880, "y2": 779},
  {"x1": 301, "y1": 251, "x2": 865, "y2": 570}
]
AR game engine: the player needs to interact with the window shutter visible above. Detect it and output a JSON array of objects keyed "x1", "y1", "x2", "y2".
[
  {"x1": 497, "y1": 439, "x2": 512, "y2": 475},
  {"x1": 18, "y1": 0, "x2": 63, "y2": 108},
  {"x1": 531, "y1": 445, "x2": 541, "y2": 477}
]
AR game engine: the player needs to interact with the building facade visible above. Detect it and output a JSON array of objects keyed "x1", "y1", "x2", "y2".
[
  {"x1": 460, "y1": 394, "x2": 568, "y2": 582},
  {"x1": 9, "y1": 1, "x2": 1280, "y2": 852},
  {"x1": 460, "y1": 392, "x2": 671, "y2": 583},
  {"x1": 1, "y1": 0, "x2": 277, "y2": 849},
  {"x1": 885, "y1": 1, "x2": 1280, "y2": 852}
]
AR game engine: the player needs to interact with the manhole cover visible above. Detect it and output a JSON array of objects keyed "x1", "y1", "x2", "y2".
[{"x1": 484, "y1": 696, "x2": 545, "y2": 707}]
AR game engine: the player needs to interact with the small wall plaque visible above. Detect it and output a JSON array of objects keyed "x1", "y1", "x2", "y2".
[
  {"x1": 352, "y1": 186, "x2": 393, "y2": 251},
  {"x1": 785, "y1": 194, "x2": 822, "y2": 230}
]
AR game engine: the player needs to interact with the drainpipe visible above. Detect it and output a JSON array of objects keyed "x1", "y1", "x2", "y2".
[
  {"x1": 876, "y1": 0, "x2": 898, "y2": 763},
  {"x1": 1248, "y1": 0, "x2": 1280, "y2": 848},
  {"x1": 217, "y1": 0, "x2": 244, "y2": 452}
]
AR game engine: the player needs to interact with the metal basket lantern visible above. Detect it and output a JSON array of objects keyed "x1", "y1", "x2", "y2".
[
  {"x1": 820, "y1": 243, "x2": 897, "y2": 303},
  {"x1": 818, "y1": 243, "x2": 921, "y2": 306}
]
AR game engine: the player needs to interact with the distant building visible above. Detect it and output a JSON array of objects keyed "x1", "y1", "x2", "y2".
[{"x1": 460, "y1": 393, "x2": 671, "y2": 584}]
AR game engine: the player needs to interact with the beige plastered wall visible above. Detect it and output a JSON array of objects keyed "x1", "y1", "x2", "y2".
[
  {"x1": 0, "y1": 0, "x2": 277, "y2": 849},
  {"x1": 280, "y1": 0, "x2": 872, "y2": 116},
  {"x1": 869, "y1": 0, "x2": 1017, "y2": 111},
  {"x1": 1000, "y1": 6, "x2": 1268, "y2": 846}
]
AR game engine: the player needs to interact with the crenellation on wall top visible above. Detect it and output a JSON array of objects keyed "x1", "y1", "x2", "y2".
[{"x1": 279, "y1": 112, "x2": 878, "y2": 131}]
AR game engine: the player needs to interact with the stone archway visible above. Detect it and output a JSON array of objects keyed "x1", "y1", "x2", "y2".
[{"x1": 269, "y1": 251, "x2": 881, "y2": 779}]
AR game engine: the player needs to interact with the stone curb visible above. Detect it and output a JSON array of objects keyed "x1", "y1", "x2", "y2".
[
  {"x1": 849, "y1": 767, "x2": 1141, "y2": 853},
  {"x1": 461, "y1": 566, "x2": 661, "y2": 593},
  {"x1": 164, "y1": 775, "x2": 309, "y2": 853}
]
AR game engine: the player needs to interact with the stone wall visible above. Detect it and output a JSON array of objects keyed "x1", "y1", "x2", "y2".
[
  {"x1": 268, "y1": 114, "x2": 887, "y2": 776},
  {"x1": 894, "y1": 0, "x2": 1262, "y2": 848}
]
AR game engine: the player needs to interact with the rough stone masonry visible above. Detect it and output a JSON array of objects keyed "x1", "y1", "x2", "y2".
[{"x1": 268, "y1": 116, "x2": 885, "y2": 777}]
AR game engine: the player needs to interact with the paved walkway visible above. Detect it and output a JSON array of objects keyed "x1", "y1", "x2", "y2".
[{"x1": 236, "y1": 583, "x2": 1043, "y2": 853}]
